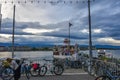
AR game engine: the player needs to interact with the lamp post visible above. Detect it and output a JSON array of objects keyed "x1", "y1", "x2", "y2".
[
  {"x1": 88, "y1": 0, "x2": 93, "y2": 74},
  {"x1": 12, "y1": 5, "x2": 16, "y2": 58},
  {"x1": 0, "y1": 4, "x2": 2, "y2": 31}
]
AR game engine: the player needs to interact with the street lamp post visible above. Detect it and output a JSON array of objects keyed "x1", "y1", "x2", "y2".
[
  {"x1": 12, "y1": 5, "x2": 16, "y2": 58},
  {"x1": 0, "y1": 4, "x2": 2, "y2": 31},
  {"x1": 88, "y1": 0, "x2": 93, "y2": 74}
]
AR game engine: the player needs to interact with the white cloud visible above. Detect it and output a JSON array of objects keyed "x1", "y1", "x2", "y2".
[
  {"x1": 81, "y1": 29, "x2": 89, "y2": 34},
  {"x1": 0, "y1": 34, "x2": 12, "y2": 42},
  {"x1": 80, "y1": 28, "x2": 103, "y2": 34},
  {"x1": 93, "y1": 29, "x2": 102, "y2": 34},
  {"x1": 97, "y1": 37, "x2": 120, "y2": 45}
]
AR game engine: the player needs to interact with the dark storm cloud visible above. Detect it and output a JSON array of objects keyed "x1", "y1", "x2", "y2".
[
  {"x1": 42, "y1": 32, "x2": 88, "y2": 40},
  {"x1": 1, "y1": 0, "x2": 120, "y2": 46},
  {"x1": 1, "y1": 18, "x2": 42, "y2": 35}
]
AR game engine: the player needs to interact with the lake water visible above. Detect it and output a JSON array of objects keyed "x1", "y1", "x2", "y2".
[
  {"x1": 0, "y1": 51, "x2": 53, "y2": 59},
  {"x1": 0, "y1": 50, "x2": 120, "y2": 59}
]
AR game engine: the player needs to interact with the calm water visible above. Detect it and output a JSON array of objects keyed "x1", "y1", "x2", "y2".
[
  {"x1": 0, "y1": 50, "x2": 120, "y2": 59},
  {"x1": 0, "y1": 51, "x2": 53, "y2": 59}
]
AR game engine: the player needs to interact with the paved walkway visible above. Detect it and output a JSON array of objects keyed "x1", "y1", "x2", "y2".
[
  {"x1": 0, "y1": 69, "x2": 95, "y2": 80},
  {"x1": 20, "y1": 74, "x2": 95, "y2": 80},
  {"x1": 24, "y1": 68, "x2": 95, "y2": 80}
]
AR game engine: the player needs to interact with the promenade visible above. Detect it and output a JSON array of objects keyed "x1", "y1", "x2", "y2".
[
  {"x1": 25, "y1": 74, "x2": 95, "y2": 80},
  {"x1": 22, "y1": 68, "x2": 95, "y2": 80},
  {"x1": 0, "y1": 68, "x2": 95, "y2": 80}
]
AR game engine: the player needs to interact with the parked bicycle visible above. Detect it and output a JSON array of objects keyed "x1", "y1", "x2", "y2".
[
  {"x1": 95, "y1": 64, "x2": 120, "y2": 80},
  {"x1": 0, "y1": 58, "x2": 31, "y2": 80},
  {"x1": 30, "y1": 62, "x2": 41, "y2": 77},
  {"x1": 39, "y1": 59, "x2": 64, "y2": 76}
]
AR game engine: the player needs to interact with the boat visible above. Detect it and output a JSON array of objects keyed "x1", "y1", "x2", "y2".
[{"x1": 53, "y1": 38, "x2": 79, "y2": 59}]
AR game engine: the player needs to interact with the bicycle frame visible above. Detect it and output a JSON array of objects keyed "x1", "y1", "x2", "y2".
[
  {"x1": 42, "y1": 59, "x2": 64, "y2": 75},
  {"x1": 106, "y1": 70, "x2": 120, "y2": 80},
  {"x1": 102, "y1": 67, "x2": 120, "y2": 80},
  {"x1": 43, "y1": 59, "x2": 54, "y2": 74},
  {"x1": 0, "y1": 66, "x2": 14, "y2": 80}
]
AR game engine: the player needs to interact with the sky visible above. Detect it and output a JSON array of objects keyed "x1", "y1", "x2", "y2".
[{"x1": 0, "y1": 0, "x2": 120, "y2": 46}]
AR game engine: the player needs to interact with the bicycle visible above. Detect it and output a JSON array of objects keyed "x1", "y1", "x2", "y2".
[
  {"x1": 39, "y1": 59, "x2": 64, "y2": 76},
  {"x1": 95, "y1": 64, "x2": 120, "y2": 80},
  {"x1": 30, "y1": 63, "x2": 41, "y2": 77},
  {"x1": 0, "y1": 58, "x2": 31, "y2": 80}
]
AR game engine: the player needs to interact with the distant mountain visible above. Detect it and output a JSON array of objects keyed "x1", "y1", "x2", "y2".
[
  {"x1": 0, "y1": 42, "x2": 120, "y2": 49},
  {"x1": 0, "y1": 43, "x2": 19, "y2": 46},
  {"x1": 94, "y1": 45, "x2": 120, "y2": 49},
  {"x1": 22, "y1": 43, "x2": 54, "y2": 47},
  {"x1": 0, "y1": 42, "x2": 54, "y2": 47},
  {"x1": 79, "y1": 45, "x2": 120, "y2": 49}
]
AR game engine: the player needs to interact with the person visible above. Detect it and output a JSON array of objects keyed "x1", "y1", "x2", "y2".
[
  {"x1": 70, "y1": 52, "x2": 78, "y2": 68},
  {"x1": 6, "y1": 58, "x2": 21, "y2": 80}
]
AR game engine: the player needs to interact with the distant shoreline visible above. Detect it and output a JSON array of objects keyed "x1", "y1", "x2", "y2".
[{"x1": 0, "y1": 48, "x2": 120, "y2": 52}]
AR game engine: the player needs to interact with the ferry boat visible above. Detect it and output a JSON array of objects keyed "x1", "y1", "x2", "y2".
[{"x1": 53, "y1": 38, "x2": 79, "y2": 59}]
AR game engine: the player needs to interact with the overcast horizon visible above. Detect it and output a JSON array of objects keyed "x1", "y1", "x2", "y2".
[{"x1": 0, "y1": 0, "x2": 120, "y2": 47}]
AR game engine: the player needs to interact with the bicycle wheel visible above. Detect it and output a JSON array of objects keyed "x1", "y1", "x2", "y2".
[
  {"x1": 95, "y1": 75, "x2": 111, "y2": 80},
  {"x1": 39, "y1": 66, "x2": 47, "y2": 76},
  {"x1": 30, "y1": 67, "x2": 39, "y2": 77},
  {"x1": 24, "y1": 66, "x2": 31, "y2": 80},
  {"x1": 53, "y1": 65, "x2": 64, "y2": 75},
  {"x1": 1, "y1": 67, "x2": 14, "y2": 80}
]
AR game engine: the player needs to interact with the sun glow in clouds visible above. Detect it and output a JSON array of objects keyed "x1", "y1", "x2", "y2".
[
  {"x1": 0, "y1": 34, "x2": 12, "y2": 38},
  {"x1": 22, "y1": 28, "x2": 57, "y2": 34},
  {"x1": 93, "y1": 29, "x2": 102, "y2": 33}
]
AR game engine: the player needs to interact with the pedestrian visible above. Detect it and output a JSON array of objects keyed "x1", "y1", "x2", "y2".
[{"x1": 6, "y1": 58, "x2": 21, "y2": 80}]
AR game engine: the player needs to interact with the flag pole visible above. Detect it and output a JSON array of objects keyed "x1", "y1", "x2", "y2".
[
  {"x1": 68, "y1": 22, "x2": 72, "y2": 54},
  {"x1": 69, "y1": 23, "x2": 71, "y2": 46}
]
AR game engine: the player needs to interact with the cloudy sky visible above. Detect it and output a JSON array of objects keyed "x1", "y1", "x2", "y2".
[{"x1": 0, "y1": 0, "x2": 120, "y2": 46}]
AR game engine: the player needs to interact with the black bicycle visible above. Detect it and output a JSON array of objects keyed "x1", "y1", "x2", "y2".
[{"x1": 95, "y1": 65, "x2": 120, "y2": 80}]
